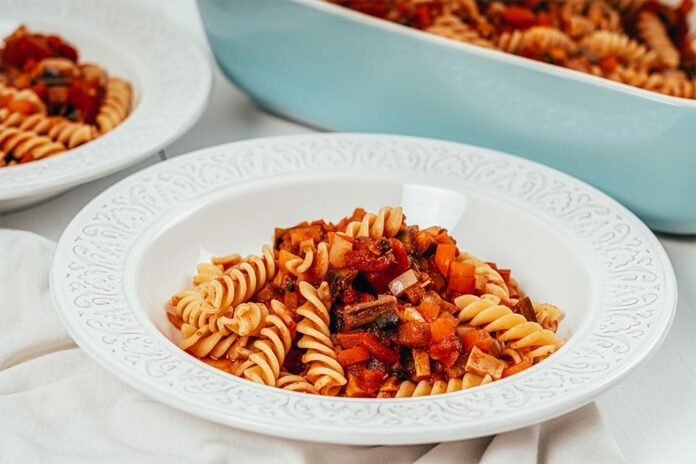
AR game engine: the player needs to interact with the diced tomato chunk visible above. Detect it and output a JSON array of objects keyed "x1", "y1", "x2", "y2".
[
  {"x1": 502, "y1": 6, "x2": 536, "y2": 28},
  {"x1": 428, "y1": 334, "x2": 462, "y2": 368},
  {"x1": 498, "y1": 269, "x2": 511, "y2": 283},
  {"x1": 598, "y1": 55, "x2": 618, "y2": 73},
  {"x1": 357, "y1": 368, "x2": 386, "y2": 393},
  {"x1": 336, "y1": 332, "x2": 399, "y2": 363}
]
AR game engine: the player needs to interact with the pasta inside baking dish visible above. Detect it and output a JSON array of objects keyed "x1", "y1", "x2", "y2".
[
  {"x1": 0, "y1": 25, "x2": 133, "y2": 168},
  {"x1": 166, "y1": 207, "x2": 564, "y2": 398},
  {"x1": 328, "y1": 0, "x2": 696, "y2": 99}
]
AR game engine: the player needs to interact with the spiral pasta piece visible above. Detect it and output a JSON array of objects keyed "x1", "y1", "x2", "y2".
[
  {"x1": 393, "y1": 373, "x2": 493, "y2": 398},
  {"x1": 586, "y1": 2, "x2": 621, "y2": 32},
  {"x1": 296, "y1": 281, "x2": 346, "y2": 395},
  {"x1": 426, "y1": 14, "x2": 494, "y2": 48},
  {"x1": 277, "y1": 372, "x2": 319, "y2": 394},
  {"x1": 641, "y1": 71, "x2": 695, "y2": 99},
  {"x1": 170, "y1": 288, "x2": 216, "y2": 328},
  {"x1": 47, "y1": 120, "x2": 97, "y2": 148},
  {"x1": 171, "y1": 288, "x2": 268, "y2": 336},
  {"x1": 211, "y1": 253, "x2": 243, "y2": 269},
  {"x1": 284, "y1": 240, "x2": 329, "y2": 282},
  {"x1": 193, "y1": 262, "x2": 224, "y2": 285},
  {"x1": 96, "y1": 77, "x2": 132, "y2": 133},
  {"x1": 456, "y1": 252, "x2": 510, "y2": 302},
  {"x1": 179, "y1": 323, "x2": 252, "y2": 360},
  {"x1": 0, "y1": 109, "x2": 96, "y2": 149},
  {"x1": 342, "y1": 206, "x2": 403, "y2": 240},
  {"x1": 177, "y1": 302, "x2": 269, "y2": 360},
  {"x1": 0, "y1": 124, "x2": 65, "y2": 162},
  {"x1": 637, "y1": 12, "x2": 680, "y2": 69},
  {"x1": 580, "y1": 31, "x2": 656, "y2": 68},
  {"x1": 242, "y1": 300, "x2": 295, "y2": 386},
  {"x1": 203, "y1": 245, "x2": 276, "y2": 310},
  {"x1": 497, "y1": 26, "x2": 576, "y2": 55},
  {"x1": 455, "y1": 294, "x2": 563, "y2": 359},
  {"x1": 534, "y1": 302, "x2": 563, "y2": 332},
  {"x1": 0, "y1": 83, "x2": 45, "y2": 114}
]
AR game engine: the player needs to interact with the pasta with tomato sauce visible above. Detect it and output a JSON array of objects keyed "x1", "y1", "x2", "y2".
[
  {"x1": 166, "y1": 207, "x2": 565, "y2": 397},
  {"x1": 0, "y1": 25, "x2": 132, "y2": 167},
  {"x1": 328, "y1": 0, "x2": 696, "y2": 99}
]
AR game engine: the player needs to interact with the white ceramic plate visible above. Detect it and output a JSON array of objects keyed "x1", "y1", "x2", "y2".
[
  {"x1": 50, "y1": 134, "x2": 677, "y2": 445},
  {"x1": 0, "y1": 0, "x2": 212, "y2": 211}
]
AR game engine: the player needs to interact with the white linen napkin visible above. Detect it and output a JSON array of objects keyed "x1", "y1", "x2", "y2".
[{"x1": 0, "y1": 229, "x2": 625, "y2": 464}]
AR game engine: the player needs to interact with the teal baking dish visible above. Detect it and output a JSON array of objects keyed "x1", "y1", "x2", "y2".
[{"x1": 198, "y1": 0, "x2": 696, "y2": 234}]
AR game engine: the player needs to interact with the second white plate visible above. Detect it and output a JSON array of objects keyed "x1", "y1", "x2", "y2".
[{"x1": 0, "y1": 0, "x2": 212, "y2": 211}]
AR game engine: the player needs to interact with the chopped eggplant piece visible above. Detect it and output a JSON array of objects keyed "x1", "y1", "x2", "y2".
[
  {"x1": 327, "y1": 268, "x2": 358, "y2": 298},
  {"x1": 465, "y1": 346, "x2": 506, "y2": 380},
  {"x1": 403, "y1": 284, "x2": 425, "y2": 305},
  {"x1": 412, "y1": 348, "x2": 431, "y2": 380},
  {"x1": 343, "y1": 294, "x2": 398, "y2": 330},
  {"x1": 414, "y1": 230, "x2": 438, "y2": 256},
  {"x1": 375, "y1": 311, "x2": 400, "y2": 331},
  {"x1": 512, "y1": 296, "x2": 537, "y2": 323},
  {"x1": 388, "y1": 269, "x2": 419, "y2": 296}
]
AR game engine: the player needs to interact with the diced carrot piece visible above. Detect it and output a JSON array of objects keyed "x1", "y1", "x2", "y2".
[
  {"x1": 435, "y1": 244, "x2": 457, "y2": 277},
  {"x1": 397, "y1": 321, "x2": 431, "y2": 347},
  {"x1": 430, "y1": 316, "x2": 458, "y2": 343},
  {"x1": 448, "y1": 261, "x2": 476, "y2": 294},
  {"x1": 337, "y1": 346, "x2": 370, "y2": 367},
  {"x1": 462, "y1": 329, "x2": 495, "y2": 354},
  {"x1": 502, "y1": 358, "x2": 532, "y2": 378},
  {"x1": 419, "y1": 302, "x2": 440, "y2": 322},
  {"x1": 278, "y1": 249, "x2": 296, "y2": 272},
  {"x1": 434, "y1": 230, "x2": 455, "y2": 245}
]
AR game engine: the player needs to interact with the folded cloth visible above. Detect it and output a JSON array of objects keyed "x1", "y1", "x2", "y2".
[{"x1": 0, "y1": 229, "x2": 625, "y2": 464}]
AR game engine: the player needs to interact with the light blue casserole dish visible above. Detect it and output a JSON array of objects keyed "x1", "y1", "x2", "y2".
[{"x1": 198, "y1": 0, "x2": 696, "y2": 234}]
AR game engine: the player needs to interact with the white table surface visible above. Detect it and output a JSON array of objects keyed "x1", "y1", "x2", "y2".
[{"x1": 1, "y1": 1, "x2": 695, "y2": 462}]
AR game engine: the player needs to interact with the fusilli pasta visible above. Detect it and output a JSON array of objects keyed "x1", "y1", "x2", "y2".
[
  {"x1": 296, "y1": 281, "x2": 347, "y2": 395},
  {"x1": 167, "y1": 206, "x2": 566, "y2": 397},
  {"x1": 96, "y1": 78, "x2": 132, "y2": 133}
]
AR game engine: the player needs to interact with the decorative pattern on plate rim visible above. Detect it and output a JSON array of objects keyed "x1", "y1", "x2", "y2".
[
  {"x1": 51, "y1": 134, "x2": 676, "y2": 444},
  {"x1": 0, "y1": 0, "x2": 211, "y2": 199}
]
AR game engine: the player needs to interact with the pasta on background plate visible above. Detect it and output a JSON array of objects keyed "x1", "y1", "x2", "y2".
[
  {"x1": 329, "y1": 0, "x2": 696, "y2": 99},
  {"x1": 0, "y1": 26, "x2": 132, "y2": 167},
  {"x1": 167, "y1": 207, "x2": 565, "y2": 398}
]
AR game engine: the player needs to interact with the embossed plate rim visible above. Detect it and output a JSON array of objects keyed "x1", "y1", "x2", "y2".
[{"x1": 50, "y1": 133, "x2": 677, "y2": 445}]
